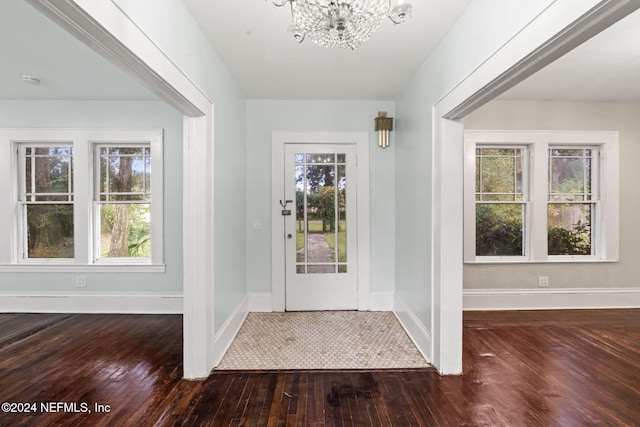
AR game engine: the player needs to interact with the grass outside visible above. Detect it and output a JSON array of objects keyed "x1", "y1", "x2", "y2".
[{"x1": 296, "y1": 220, "x2": 346, "y2": 262}]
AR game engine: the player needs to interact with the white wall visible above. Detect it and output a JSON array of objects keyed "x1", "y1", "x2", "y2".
[
  {"x1": 394, "y1": 0, "x2": 554, "y2": 331},
  {"x1": 246, "y1": 100, "x2": 396, "y2": 297},
  {"x1": 0, "y1": 100, "x2": 183, "y2": 294},
  {"x1": 113, "y1": 0, "x2": 248, "y2": 332},
  {"x1": 464, "y1": 100, "x2": 640, "y2": 291}
]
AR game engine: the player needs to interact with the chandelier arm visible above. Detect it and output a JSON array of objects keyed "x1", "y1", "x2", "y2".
[
  {"x1": 272, "y1": 0, "x2": 290, "y2": 8},
  {"x1": 388, "y1": 15, "x2": 402, "y2": 24}
]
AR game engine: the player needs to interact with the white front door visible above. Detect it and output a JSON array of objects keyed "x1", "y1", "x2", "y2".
[{"x1": 283, "y1": 143, "x2": 358, "y2": 310}]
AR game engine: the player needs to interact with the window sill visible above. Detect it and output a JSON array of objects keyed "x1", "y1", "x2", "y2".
[
  {"x1": 465, "y1": 259, "x2": 618, "y2": 265},
  {"x1": 0, "y1": 264, "x2": 166, "y2": 273}
]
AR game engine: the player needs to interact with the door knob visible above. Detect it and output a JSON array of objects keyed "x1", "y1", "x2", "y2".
[{"x1": 287, "y1": 233, "x2": 293, "y2": 239}]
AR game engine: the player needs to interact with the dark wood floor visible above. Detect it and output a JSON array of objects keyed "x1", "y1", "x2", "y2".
[{"x1": 1, "y1": 310, "x2": 639, "y2": 426}]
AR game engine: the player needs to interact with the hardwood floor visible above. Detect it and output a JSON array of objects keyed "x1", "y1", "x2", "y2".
[{"x1": 0, "y1": 310, "x2": 639, "y2": 426}]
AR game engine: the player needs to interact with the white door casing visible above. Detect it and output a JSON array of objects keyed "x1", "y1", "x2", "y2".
[{"x1": 272, "y1": 131, "x2": 371, "y2": 312}]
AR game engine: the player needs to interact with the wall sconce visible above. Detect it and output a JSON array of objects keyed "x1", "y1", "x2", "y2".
[{"x1": 375, "y1": 111, "x2": 393, "y2": 149}]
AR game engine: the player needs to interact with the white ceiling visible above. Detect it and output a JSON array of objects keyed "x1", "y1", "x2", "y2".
[
  {"x1": 0, "y1": 0, "x2": 155, "y2": 100},
  {"x1": 1, "y1": 1, "x2": 639, "y2": 103},
  {"x1": 499, "y1": 8, "x2": 640, "y2": 101},
  {"x1": 181, "y1": 0, "x2": 473, "y2": 99}
]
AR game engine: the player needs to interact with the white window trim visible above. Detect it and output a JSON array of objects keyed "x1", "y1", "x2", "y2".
[
  {"x1": 464, "y1": 130, "x2": 619, "y2": 264},
  {"x1": 0, "y1": 128, "x2": 165, "y2": 272}
]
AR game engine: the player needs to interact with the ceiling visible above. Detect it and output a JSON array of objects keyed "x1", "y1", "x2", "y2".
[
  {"x1": 181, "y1": 0, "x2": 472, "y2": 99},
  {"x1": 499, "y1": 8, "x2": 640, "y2": 101},
  {"x1": 1, "y1": 1, "x2": 639, "y2": 103},
  {"x1": 0, "y1": 0, "x2": 155, "y2": 100}
]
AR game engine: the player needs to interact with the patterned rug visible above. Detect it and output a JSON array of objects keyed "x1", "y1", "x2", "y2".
[{"x1": 216, "y1": 311, "x2": 430, "y2": 370}]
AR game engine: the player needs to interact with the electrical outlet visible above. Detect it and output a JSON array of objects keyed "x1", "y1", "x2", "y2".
[
  {"x1": 75, "y1": 275, "x2": 87, "y2": 287},
  {"x1": 538, "y1": 276, "x2": 549, "y2": 288}
]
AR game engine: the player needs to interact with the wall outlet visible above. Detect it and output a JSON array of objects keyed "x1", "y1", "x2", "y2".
[
  {"x1": 538, "y1": 276, "x2": 549, "y2": 287},
  {"x1": 75, "y1": 275, "x2": 87, "y2": 287}
]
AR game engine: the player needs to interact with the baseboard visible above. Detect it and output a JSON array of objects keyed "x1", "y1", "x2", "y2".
[
  {"x1": 248, "y1": 292, "x2": 273, "y2": 312},
  {"x1": 213, "y1": 294, "x2": 249, "y2": 366},
  {"x1": 393, "y1": 296, "x2": 432, "y2": 363},
  {"x1": 0, "y1": 292, "x2": 183, "y2": 314},
  {"x1": 464, "y1": 288, "x2": 640, "y2": 311},
  {"x1": 369, "y1": 292, "x2": 394, "y2": 311},
  {"x1": 248, "y1": 291, "x2": 394, "y2": 312}
]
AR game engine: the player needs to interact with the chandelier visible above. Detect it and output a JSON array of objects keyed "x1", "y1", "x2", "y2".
[{"x1": 271, "y1": 0, "x2": 412, "y2": 50}]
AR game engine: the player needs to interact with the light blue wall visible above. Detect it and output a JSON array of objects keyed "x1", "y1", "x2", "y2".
[
  {"x1": 0, "y1": 100, "x2": 183, "y2": 293},
  {"x1": 114, "y1": 0, "x2": 248, "y2": 332},
  {"x1": 394, "y1": 0, "x2": 554, "y2": 330},
  {"x1": 246, "y1": 100, "x2": 396, "y2": 296}
]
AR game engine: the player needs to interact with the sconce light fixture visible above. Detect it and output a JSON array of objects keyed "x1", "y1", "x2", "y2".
[{"x1": 375, "y1": 111, "x2": 393, "y2": 149}]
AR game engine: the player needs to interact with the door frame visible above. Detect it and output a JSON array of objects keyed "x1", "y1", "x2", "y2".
[{"x1": 271, "y1": 131, "x2": 370, "y2": 312}]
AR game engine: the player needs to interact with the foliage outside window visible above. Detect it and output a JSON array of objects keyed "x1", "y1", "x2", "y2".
[
  {"x1": 475, "y1": 147, "x2": 525, "y2": 257},
  {"x1": 464, "y1": 131, "x2": 618, "y2": 263},
  {"x1": 97, "y1": 146, "x2": 152, "y2": 259},
  {"x1": 21, "y1": 146, "x2": 74, "y2": 259},
  {"x1": 547, "y1": 148, "x2": 594, "y2": 256}
]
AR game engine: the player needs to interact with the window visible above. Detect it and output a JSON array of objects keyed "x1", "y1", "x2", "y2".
[
  {"x1": 464, "y1": 131, "x2": 618, "y2": 263},
  {"x1": 20, "y1": 145, "x2": 75, "y2": 259},
  {"x1": 475, "y1": 147, "x2": 527, "y2": 257},
  {"x1": 547, "y1": 148, "x2": 596, "y2": 256},
  {"x1": 0, "y1": 129, "x2": 164, "y2": 271},
  {"x1": 96, "y1": 146, "x2": 152, "y2": 261}
]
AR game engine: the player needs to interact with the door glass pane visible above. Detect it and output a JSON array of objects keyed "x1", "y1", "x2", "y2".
[
  {"x1": 295, "y1": 164, "x2": 305, "y2": 262},
  {"x1": 308, "y1": 265, "x2": 336, "y2": 274},
  {"x1": 294, "y1": 152, "x2": 347, "y2": 274},
  {"x1": 306, "y1": 153, "x2": 335, "y2": 163},
  {"x1": 306, "y1": 164, "x2": 335, "y2": 263},
  {"x1": 337, "y1": 164, "x2": 346, "y2": 263}
]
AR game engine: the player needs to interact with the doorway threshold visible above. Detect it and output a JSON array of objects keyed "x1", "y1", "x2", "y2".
[{"x1": 215, "y1": 311, "x2": 430, "y2": 370}]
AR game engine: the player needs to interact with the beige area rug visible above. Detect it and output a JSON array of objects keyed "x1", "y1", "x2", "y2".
[{"x1": 216, "y1": 311, "x2": 430, "y2": 370}]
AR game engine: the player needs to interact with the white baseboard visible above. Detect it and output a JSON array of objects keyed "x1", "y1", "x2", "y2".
[
  {"x1": 393, "y1": 296, "x2": 432, "y2": 363},
  {"x1": 0, "y1": 292, "x2": 183, "y2": 314},
  {"x1": 213, "y1": 294, "x2": 249, "y2": 367},
  {"x1": 247, "y1": 291, "x2": 394, "y2": 312},
  {"x1": 369, "y1": 292, "x2": 394, "y2": 311},
  {"x1": 248, "y1": 292, "x2": 273, "y2": 312},
  {"x1": 464, "y1": 288, "x2": 640, "y2": 311}
]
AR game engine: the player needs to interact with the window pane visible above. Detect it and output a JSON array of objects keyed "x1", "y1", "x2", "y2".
[
  {"x1": 548, "y1": 203, "x2": 592, "y2": 255},
  {"x1": 24, "y1": 147, "x2": 73, "y2": 200},
  {"x1": 476, "y1": 147, "x2": 523, "y2": 201},
  {"x1": 26, "y1": 204, "x2": 74, "y2": 258},
  {"x1": 99, "y1": 204, "x2": 151, "y2": 258},
  {"x1": 100, "y1": 146, "x2": 151, "y2": 201},
  {"x1": 476, "y1": 203, "x2": 524, "y2": 256},
  {"x1": 549, "y1": 148, "x2": 592, "y2": 201}
]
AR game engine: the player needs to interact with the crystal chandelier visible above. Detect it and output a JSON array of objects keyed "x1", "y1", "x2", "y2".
[{"x1": 271, "y1": 0, "x2": 412, "y2": 50}]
